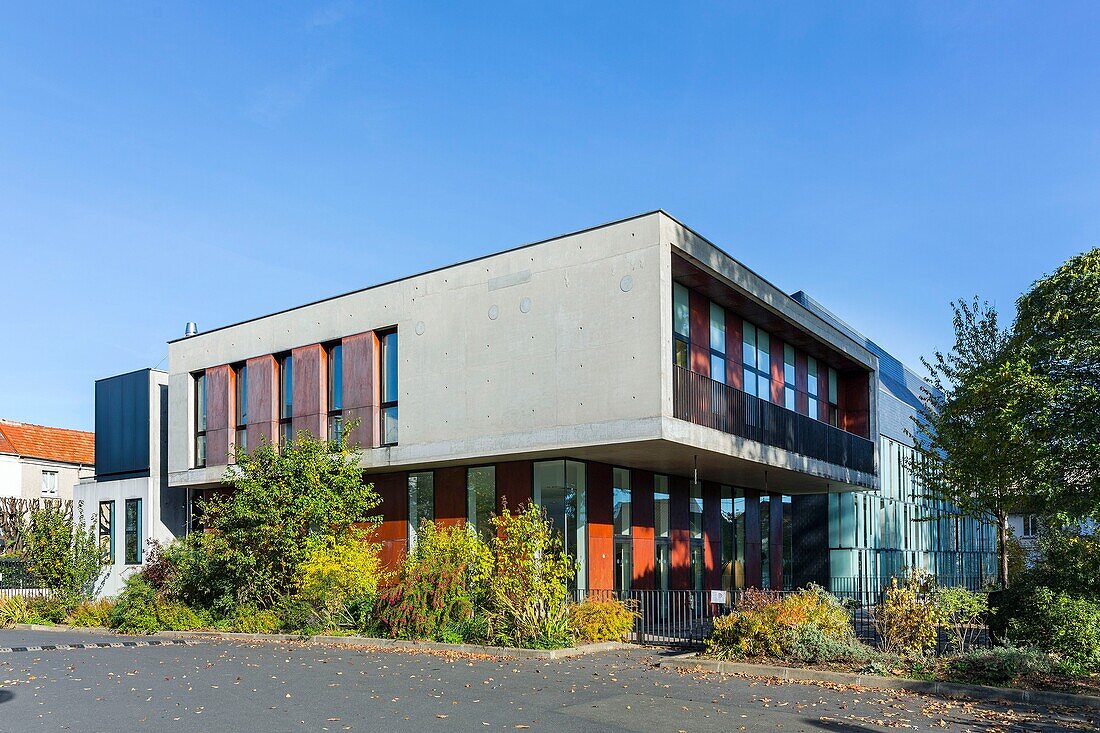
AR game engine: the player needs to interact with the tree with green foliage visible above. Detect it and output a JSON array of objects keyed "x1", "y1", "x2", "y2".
[
  {"x1": 196, "y1": 428, "x2": 381, "y2": 609},
  {"x1": 1013, "y1": 247, "x2": 1100, "y2": 518},
  {"x1": 909, "y1": 298, "x2": 1054, "y2": 588},
  {"x1": 24, "y1": 502, "x2": 104, "y2": 604}
]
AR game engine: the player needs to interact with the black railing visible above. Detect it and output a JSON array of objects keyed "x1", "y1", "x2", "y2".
[{"x1": 673, "y1": 366, "x2": 875, "y2": 474}]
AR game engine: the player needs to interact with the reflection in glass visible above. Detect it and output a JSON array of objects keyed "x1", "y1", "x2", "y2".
[{"x1": 534, "y1": 460, "x2": 587, "y2": 592}]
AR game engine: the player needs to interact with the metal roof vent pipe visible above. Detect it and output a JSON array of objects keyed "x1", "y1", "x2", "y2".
[{"x1": 184, "y1": 322, "x2": 198, "y2": 338}]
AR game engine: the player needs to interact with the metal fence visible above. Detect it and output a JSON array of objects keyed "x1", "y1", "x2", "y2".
[
  {"x1": 577, "y1": 575, "x2": 993, "y2": 651},
  {"x1": 0, "y1": 557, "x2": 46, "y2": 599}
]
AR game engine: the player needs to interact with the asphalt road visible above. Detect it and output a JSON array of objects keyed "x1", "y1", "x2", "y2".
[{"x1": 0, "y1": 630, "x2": 1095, "y2": 732}]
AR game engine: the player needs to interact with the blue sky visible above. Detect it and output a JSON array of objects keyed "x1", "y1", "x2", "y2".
[{"x1": 2, "y1": 3, "x2": 1098, "y2": 431}]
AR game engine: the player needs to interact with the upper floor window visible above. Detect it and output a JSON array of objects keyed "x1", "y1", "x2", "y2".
[
  {"x1": 278, "y1": 353, "x2": 294, "y2": 444},
  {"x1": 742, "y1": 322, "x2": 771, "y2": 400},
  {"x1": 783, "y1": 344, "x2": 796, "y2": 410},
  {"x1": 40, "y1": 470, "x2": 58, "y2": 496},
  {"x1": 194, "y1": 371, "x2": 207, "y2": 467},
  {"x1": 807, "y1": 356, "x2": 820, "y2": 420},
  {"x1": 234, "y1": 363, "x2": 247, "y2": 453},
  {"x1": 327, "y1": 343, "x2": 343, "y2": 444},
  {"x1": 827, "y1": 367, "x2": 839, "y2": 427},
  {"x1": 380, "y1": 330, "x2": 398, "y2": 445},
  {"x1": 709, "y1": 303, "x2": 726, "y2": 384},
  {"x1": 1023, "y1": 514, "x2": 1040, "y2": 538},
  {"x1": 673, "y1": 283, "x2": 690, "y2": 368}
]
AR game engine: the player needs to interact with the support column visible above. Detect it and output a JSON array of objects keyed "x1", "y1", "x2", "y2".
[
  {"x1": 744, "y1": 489, "x2": 762, "y2": 588},
  {"x1": 246, "y1": 355, "x2": 278, "y2": 449},
  {"x1": 292, "y1": 344, "x2": 326, "y2": 440},
  {"x1": 703, "y1": 481, "x2": 722, "y2": 591},
  {"x1": 670, "y1": 475, "x2": 691, "y2": 591},
  {"x1": 586, "y1": 462, "x2": 614, "y2": 593},
  {"x1": 342, "y1": 332, "x2": 379, "y2": 450},
  {"x1": 631, "y1": 470, "x2": 655, "y2": 589},
  {"x1": 204, "y1": 365, "x2": 232, "y2": 467}
]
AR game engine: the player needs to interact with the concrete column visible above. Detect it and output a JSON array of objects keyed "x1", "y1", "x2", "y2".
[
  {"x1": 246, "y1": 355, "x2": 278, "y2": 449},
  {"x1": 586, "y1": 462, "x2": 614, "y2": 592},
  {"x1": 204, "y1": 365, "x2": 232, "y2": 466},
  {"x1": 342, "y1": 332, "x2": 379, "y2": 450},
  {"x1": 291, "y1": 343, "x2": 326, "y2": 440},
  {"x1": 631, "y1": 470, "x2": 655, "y2": 589}
]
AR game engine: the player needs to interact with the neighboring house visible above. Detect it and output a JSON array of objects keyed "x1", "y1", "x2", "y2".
[
  {"x1": 74, "y1": 369, "x2": 187, "y2": 596},
  {"x1": 0, "y1": 419, "x2": 94, "y2": 501}
]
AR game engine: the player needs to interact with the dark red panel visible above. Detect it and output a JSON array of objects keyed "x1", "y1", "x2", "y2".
[
  {"x1": 840, "y1": 371, "x2": 871, "y2": 438},
  {"x1": 342, "y1": 332, "x2": 378, "y2": 450},
  {"x1": 205, "y1": 365, "x2": 232, "y2": 467},
  {"x1": 631, "y1": 470, "x2": 655, "y2": 589},
  {"x1": 688, "y1": 289, "x2": 710, "y2": 377},
  {"x1": 496, "y1": 460, "x2": 532, "y2": 513},
  {"x1": 726, "y1": 314, "x2": 743, "y2": 390},
  {"x1": 669, "y1": 475, "x2": 691, "y2": 591},
  {"x1": 586, "y1": 462, "x2": 614, "y2": 592},
  {"x1": 292, "y1": 344, "x2": 326, "y2": 440},
  {"x1": 770, "y1": 492, "x2": 784, "y2": 590},
  {"x1": 434, "y1": 466, "x2": 467, "y2": 527},
  {"x1": 366, "y1": 472, "x2": 407, "y2": 569},
  {"x1": 743, "y1": 489, "x2": 762, "y2": 588},
  {"x1": 702, "y1": 481, "x2": 722, "y2": 591},
  {"x1": 246, "y1": 355, "x2": 278, "y2": 449}
]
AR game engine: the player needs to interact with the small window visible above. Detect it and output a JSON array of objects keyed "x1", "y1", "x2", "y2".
[
  {"x1": 234, "y1": 363, "x2": 248, "y2": 453},
  {"x1": 194, "y1": 372, "x2": 207, "y2": 467},
  {"x1": 828, "y1": 367, "x2": 839, "y2": 427},
  {"x1": 124, "y1": 498, "x2": 142, "y2": 565},
  {"x1": 278, "y1": 353, "x2": 294, "y2": 444},
  {"x1": 99, "y1": 501, "x2": 115, "y2": 564},
  {"x1": 40, "y1": 470, "x2": 58, "y2": 496},
  {"x1": 327, "y1": 343, "x2": 343, "y2": 444},
  {"x1": 466, "y1": 466, "x2": 495, "y2": 539},
  {"x1": 1023, "y1": 514, "x2": 1040, "y2": 538},
  {"x1": 407, "y1": 471, "x2": 434, "y2": 547},
  {"x1": 380, "y1": 330, "x2": 399, "y2": 445},
  {"x1": 807, "y1": 356, "x2": 820, "y2": 421}
]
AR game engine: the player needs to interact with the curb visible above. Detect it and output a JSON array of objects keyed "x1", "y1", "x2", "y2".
[
  {"x1": 658, "y1": 653, "x2": 1100, "y2": 710},
  {"x1": 7, "y1": 624, "x2": 628, "y2": 660}
]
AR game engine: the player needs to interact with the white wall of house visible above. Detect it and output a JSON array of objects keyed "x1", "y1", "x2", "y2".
[
  {"x1": 75, "y1": 476, "x2": 167, "y2": 597},
  {"x1": 0, "y1": 454, "x2": 19, "y2": 498}
]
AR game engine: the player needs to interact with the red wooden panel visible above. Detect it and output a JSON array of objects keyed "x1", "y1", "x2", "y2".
[
  {"x1": 840, "y1": 371, "x2": 871, "y2": 438},
  {"x1": 366, "y1": 472, "x2": 407, "y2": 569},
  {"x1": 770, "y1": 492, "x2": 784, "y2": 590},
  {"x1": 770, "y1": 338, "x2": 784, "y2": 404},
  {"x1": 795, "y1": 352, "x2": 809, "y2": 415},
  {"x1": 743, "y1": 489, "x2": 762, "y2": 588},
  {"x1": 342, "y1": 332, "x2": 378, "y2": 449},
  {"x1": 702, "y1": 481, "x2": 722, "y2": 591},
  {"x1": 631, "y1": 470, "x2": 655, "y2": 589},
  {"x1": 291, "y1": 344, "x2": 326, "y2": 440},
  {"x1": 688, "y1": 289, "x2": 710, "y2": 377},
  {"x1": 496, "y1": 460, "x2": 532, "y2": 513},
  {"x1": 669, "y1": 475, "x2": 691, "y2": 591},
  {"x1": 586, "y1": 462, "x2": 614, "y2": 592},
  {"x1": 434, "y1": 466, "x2": 467, "y2": 527},
  {"x1": 726, "y1": 315, "x2": 744, "y2": 390},
  {"x1": 246, "y1": 355, "x2": 278, "y2": 449},
  {"x1": 204, "y1": 365, "x2": 232, "y2": 467}
]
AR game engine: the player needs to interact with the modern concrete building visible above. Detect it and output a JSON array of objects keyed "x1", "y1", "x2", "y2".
[
  {"x1": 0, "y1": 419, "x2": 94, "y2": 501},
  {"x1": 156, "y1": 210, "x2": 997, "y2": 596},
  {"x1": 74, "y1": 369, "x2": 187, "y2": 596}
]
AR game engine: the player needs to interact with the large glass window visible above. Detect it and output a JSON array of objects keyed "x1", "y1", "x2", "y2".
[
  {"x1": 614, "y1": 538, "x2": 632, "y2": 592},
  {"x1": 278, "y1": 354, "x2": 293, "y2": 444},
  {"x1": 124, "y1": 498, "x2": 142, "y2": 565},
  {"x1": 783, "y1": 344, "x2": 796, "y2": 410},
  {"x1": 742, "y1": 322, "x2": 771, "y2": 400},
  {"x1": 709, "y1": 303, "x2": 726, "y2": 384},
  {"x1": 828, "y1": 367, "x2": 839, "y2": 427},
  {"x1": 327, "y1": 343, "x2": 343, "y2": 444},
  {"x1": 407, "y1": 471, "x2": 434, "y2": 548},
  {"x1": 466, "y1": 466, "x2": 495, "y2": 539},
  {"x1": 194, "y1": 372, "x2": 206, "y2": 467},
  {"x1": 654, "y1": 475, "x2": 670, "y2": 539},
  {"x1": 807, "y1": 356, "x2": 820, "y2": 420},
  {"x1": 612, "y1": 468, "x2": 631, "y2": 536},
  {"x1": 234, "y1": 363, "x2": 247, "y2": 453},
  {"x1": 673, "y1": 282, "x2": 690, "y2": 369},
  {"x1": 99, "y1": 500, "x2": 114, "y2": 565},
  {"x1": 380, "y1": 330, "x2": 399, "y2": 445},
  {"x1": 721, "y1": 486, "x2": 745, "y2": 590},
  {"x1": 689, "y1": 481, "x2": 703, "y2": 539},
  {"x1": 760, "y1": 494, "x2": 771, "y2": 589},
  {"x1": 534, "y1": 459, "x2": 587, "y2": 592}
]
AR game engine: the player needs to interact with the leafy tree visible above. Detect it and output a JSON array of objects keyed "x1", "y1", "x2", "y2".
[
  {"x1": 909, "y1": 298, "x2": 1053, "y2": 588},
  {"x1": 1013, "y1": 247, "x2": 1100, "y2": 518},
  {"x1": 24, "y1": 502, "x2": 104, "y2": 603},
  {"x1": 197, "y1": 428, "x2": 381, "y2": 608}
]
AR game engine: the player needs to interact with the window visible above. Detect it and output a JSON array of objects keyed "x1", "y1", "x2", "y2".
[
  {"x1": 721, "y1": 486, "x2": 746, "y2": 591},
  {"x1": 380, "y1": 330, "x2": 399, "y2": 445},
  {"x1": 672, "y1": 282, "x2": 691, "y2": 368},
  {"x1": 1023, "y1": 514, "x2": 1040, "y2": 538},
  {"x1": 760, "y1": 494, "x2": 771, "y2": 589},
  {"x1": 828, "y1": 367, "x2": 839, "y2": 427},
  {"x1": 327, "y1": 343, "x2": 343, "y2": 444},
  {"x1": 40, "y1": 470, "x2": 58, "y2": 496},
  {"x1": 742, "y1": 322, "x2": 771, "y2": 399},
  {"x1": 689, "y1": 481, "x2": 703, "y2": 539},
  {"x1": 466, "y1": 466, "x2": 495, "y2": 539},
  {"x1": 278, "y1": 354, "x2": 293, "y2": 444},
  {"x1": 124, "y1": 498, "x2": 142, "y2": 565},
  {"x1": 194, "y1": 372, "x2": 206, "y2": 467},
  {"x1": 709, "y1": 303, "x2": 726, "y2": 383},
  {"x1": 654, "y1": 475, "x2": 670, "y2": 539},
  {"x1": 807, "y1": 356, "x2": 820, "y2": 420},
  {"x1": 534, "y1": 459, "x2": 588, "y2": 592},
  {"x1": 407, "y1": 472, "x2": 434, "y2": 548},
  {"x1": 612, "y1": 468, "x2": 631, "y2": 536},
  {"x1": 783, "y1": 344, "x2": 796, "y2": 410},
  {"x1": 99, "y1": 501, "x2": 114, "y2": 564},
  {"x1": 234, "y1": 363, "x2": 247, "y2": 453}
]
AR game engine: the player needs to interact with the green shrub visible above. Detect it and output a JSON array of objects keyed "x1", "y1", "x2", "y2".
[
  {"x1": 872, "y1": 570, "x2": 941, "y2": 656},
  {"x1": 491, "y1": 596, "x2": 573, "y2": 649},
  {"x1": 570, "y1": 598, "x2": 636, "y2": 643},
  {"x1": 936, "y1": 586, "x2": 989, "y2": 652},
  {"x1": 946, "y1": 645, "x2": 1057, "y2": 685},
  {"x1": 296, "y1": 531, "x2": 385, "y2": 631},
  {"x1": 109, "y1": 576, "x2": 161, "y2": 634},
  {"x1": 0, "y1": 595, "x2": 31, "y2": 627},
  {"x1": 27, "y1": 594, "x2": 78, "y2": 624},
  {"x1": 274, "y1": 595, "x2": 321, "y2": 634},
  {"x1": 706, "y1": 585, "x2": 861, "y2": 662},
  {"x1": 24, "y1": 503, "x2": 104, "y2": 604},
  {"x1": 156, "y1": 601, "x2": 210, "y2": 631},
  {"x1": 66, "y1": 598, "x2": 114, "y2": 628},
  {"x1": 214, "y1": 604, "x2": 281, "y2": 634},
  {"x1": 992, "y1": 586, "x2": 1100, "y2": 674}
]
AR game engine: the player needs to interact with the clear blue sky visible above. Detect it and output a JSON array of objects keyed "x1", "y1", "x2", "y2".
[{"x1": 3, "y1": 3, "x2": 1098, "y2": 432}]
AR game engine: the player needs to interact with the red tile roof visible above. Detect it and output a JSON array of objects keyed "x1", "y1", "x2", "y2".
[{"x1": 0, "y1": 420, "x2": 94, "y2": 466}]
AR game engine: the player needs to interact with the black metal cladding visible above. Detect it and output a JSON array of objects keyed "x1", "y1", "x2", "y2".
[
  {"x1": 94, "y1": 370, "x2": 151, "y2": 480},
  {"x1": 673, "y1": 366, "x2": 875, "y2": 474}
]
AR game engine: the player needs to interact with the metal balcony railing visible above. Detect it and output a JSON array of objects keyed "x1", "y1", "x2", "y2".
[{"x1": 673, "y1": 365, "x2": 875, "y2": 474}]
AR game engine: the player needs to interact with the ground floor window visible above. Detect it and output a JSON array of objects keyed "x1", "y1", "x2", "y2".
[
  {"x1": 654, "y1": 540, "x2": 670, "y2": 592},
  {"x1": 614, "y1": 538, "x2": 632, "y2": 592},
  {"x1": 466, "y1": 466, "x2": 495, "y2": 539},
  {"x1": 721, "y1": 486, "x2": 745, "y2": 590},
  {"x1": 533, "y1": 459, "x2": 587, "y2": 592},
  {"x1": 124, "y1": 498, "x2": 142, "y2": 565},
  {"x1": 99, "y1": 501, "x2": 115, "y2": 564},
  {"x1": 408, "y1": 471, "x2": 434, "y2": 547}
]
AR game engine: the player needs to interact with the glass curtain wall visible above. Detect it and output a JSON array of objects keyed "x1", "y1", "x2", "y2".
[
  {"x1": 466, "y1": 466, "x2": 495, "y2": 540},
  {"x1": 407, "y1": 471, "x2": 434, "y2": 549},
  {"x1": 721, "y1": 486, "x2": 746, "y2": 591},
  {"x1": 533, "y1": 460, "x2": 588, "y2": 592}
]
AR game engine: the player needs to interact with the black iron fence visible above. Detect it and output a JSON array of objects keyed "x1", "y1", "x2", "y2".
[
  {"x1": 672, "y1": 365, "x2": 875, "y2": 474},
  {"x1": 0, "y1": 558, "x2": 44, "y2": 599}
]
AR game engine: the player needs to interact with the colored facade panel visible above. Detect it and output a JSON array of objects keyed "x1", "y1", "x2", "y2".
[
  {"x1": 245, "y1": 355, "x2": 278, "y2": 449},
  {"x1": 204, "y1": 365, "x2": 232, "y2": 467},
  {"x1": 586, "y1": 462, "x2": 614, "y2": 592},
  {"x1": 291, "y1": 344, "x2": 326, "y2": 440},
  {"x1": 341, "y1": 332, "x2": 378, "y2": 450},
  {"x1": 631, "y1": 470, "x2": 655, "y2": 590}
]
